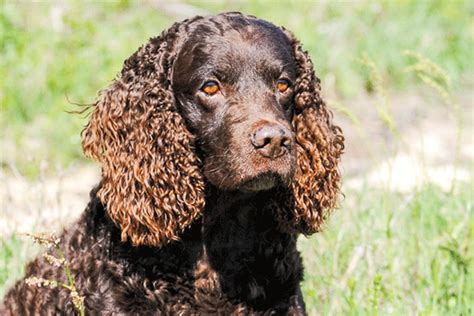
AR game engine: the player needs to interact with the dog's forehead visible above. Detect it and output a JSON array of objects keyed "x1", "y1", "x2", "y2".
[
  {"x1": 172, "y1": 17, "x2": 295, "y2": 90},
  {"x1": 184, "y1": 25, "x2": 292, "y2": 76},
  {"x1": 218, "y1": 33, "x2": 289, "y2": 64},
  {"x1": 201, "y1": 21, "x2": 290, "y2": 61}
]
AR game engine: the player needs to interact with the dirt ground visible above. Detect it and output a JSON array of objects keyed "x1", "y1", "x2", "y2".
[{"x1": 1, "y1": 89, "x2": 472, "y2": 237}]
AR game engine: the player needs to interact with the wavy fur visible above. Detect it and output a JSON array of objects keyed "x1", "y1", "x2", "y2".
[
  {"x1": 81, "y1": 19, "x2": 206, "y2": 246},
  {"x1": 2, "y1": 12, "x2": 343, "y2": 315}
]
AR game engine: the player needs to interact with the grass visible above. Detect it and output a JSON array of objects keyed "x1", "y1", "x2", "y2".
[
  {"x1": 24, "y1": 233, "x2": 85, "y2": 315},
  {"x1": 0, "y1": 235, "x2": 36, "y2": 296},
  {"x1": 300, "y1": 183, "x2": 473, "y2": 315}
]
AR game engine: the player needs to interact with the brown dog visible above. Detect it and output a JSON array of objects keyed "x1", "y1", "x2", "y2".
[{"x1": 2, "y1": 12, "x2": 343, "y2": 315}]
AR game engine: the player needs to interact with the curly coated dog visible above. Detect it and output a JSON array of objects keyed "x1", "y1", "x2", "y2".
[{"x1": 1, "y1": 12, "x2": 344, "y2": 315}]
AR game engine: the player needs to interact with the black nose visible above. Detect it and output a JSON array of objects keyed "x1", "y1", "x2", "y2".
[{"x1": 251, "y1": 124, "x2": 293, "y2": 159}]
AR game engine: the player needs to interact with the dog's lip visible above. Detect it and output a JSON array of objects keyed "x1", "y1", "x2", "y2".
[{"x1": 239, "y1": 173, "x2": 280, "y2": 192}]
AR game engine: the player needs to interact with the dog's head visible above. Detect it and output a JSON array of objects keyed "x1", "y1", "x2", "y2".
[{"x1": 82, "y1": 13, "x2": 344, "y2": 246}]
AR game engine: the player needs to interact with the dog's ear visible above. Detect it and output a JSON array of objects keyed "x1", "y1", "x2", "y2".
[
  {"x1": 81, "y1": 22, "x2": 205, "y2": 247},
  {"x1": 278, "y1": 30, "x2": 344, "y2": 234}
]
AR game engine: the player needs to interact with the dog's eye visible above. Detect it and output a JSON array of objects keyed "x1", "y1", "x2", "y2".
[
  {"x1": 277, "y1": 79, "x2": 290, "y2": 93},
  {"x1": 201, "y1": 81, "x2": 220, "y2": 95}
]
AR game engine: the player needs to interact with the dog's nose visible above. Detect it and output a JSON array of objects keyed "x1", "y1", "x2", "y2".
[{"x1": 251, "y1": 124, "x2": 293, "y2": 159}]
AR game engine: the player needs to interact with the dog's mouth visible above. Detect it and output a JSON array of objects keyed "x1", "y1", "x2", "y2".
[{"x1": 239, "y1": 173, "x2": 282, "y2": 192}]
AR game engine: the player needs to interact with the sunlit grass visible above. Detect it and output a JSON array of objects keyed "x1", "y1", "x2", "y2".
[
  {"x1": 0, "y1": 235, "x2": 38, "y2": 298},
  {"x1": 300, "y1": 183, "x2": 473, "y2": 315}
]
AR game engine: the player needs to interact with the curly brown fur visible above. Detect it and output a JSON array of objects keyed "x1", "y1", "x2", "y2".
[
  {"x1": 2, "y1": 12, "x2": 343, "y2": 315},
  {"x1": 275, "y1": 30, "x2": 345, "y2": 234},
  {"x1": 81, "y1": 17, "x2": 206, "y2": 247}
]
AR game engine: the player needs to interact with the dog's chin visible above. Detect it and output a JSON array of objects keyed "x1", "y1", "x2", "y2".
[{"x1": 239, "y1": 173, "x2": 282, "y2": 193}]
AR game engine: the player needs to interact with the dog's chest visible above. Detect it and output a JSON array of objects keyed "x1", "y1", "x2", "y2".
[{"x1": 107, "y1": 236, "x2": 302, "y2": 315}]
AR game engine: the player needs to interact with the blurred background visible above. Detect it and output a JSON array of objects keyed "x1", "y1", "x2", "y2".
[{"x1": 1, "y1": 1, "x2": 472, "y2": 314}]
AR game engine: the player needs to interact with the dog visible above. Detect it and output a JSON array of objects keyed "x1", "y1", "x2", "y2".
[{"x1": 1, "y1": 12, "x2": 343, "y2": 315}]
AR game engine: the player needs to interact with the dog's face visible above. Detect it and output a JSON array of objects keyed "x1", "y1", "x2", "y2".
[
  {"x1": 173, "y1": 20, "x2": 297, "y2": 191},
  {"x1": 82, "y1": 13, "x2": 344, "y2": 246}
]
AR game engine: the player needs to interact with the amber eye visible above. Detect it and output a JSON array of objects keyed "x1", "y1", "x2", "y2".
[
  {"x1": 277, "y1": 79, "x2": 290, "y2": 93},
  {"x1": 201, "y1": 81, "x2": 220, "y2": 95}
]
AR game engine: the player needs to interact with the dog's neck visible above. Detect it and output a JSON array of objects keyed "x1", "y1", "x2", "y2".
[{"x1": 198, "y1": 187, "x2": 303, "y2": 309}]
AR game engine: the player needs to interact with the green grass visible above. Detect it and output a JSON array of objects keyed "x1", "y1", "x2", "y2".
[
  {"x1": 1, "y1": 2, "x2": 174, "y2": 174},
  {"x1": 300, "y1": 183, "x2": 473, "y2": 315},
  {"x1": 0, "y1": 235, "x2": 39, "y2": 298}
]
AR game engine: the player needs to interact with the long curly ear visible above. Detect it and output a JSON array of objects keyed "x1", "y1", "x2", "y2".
[
  {"x1": 279, "y1": 30, "x2": 344, "y2": 234},
  {"x1": 81, "y1": 20, "x2": 205, "y2": 247}
]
